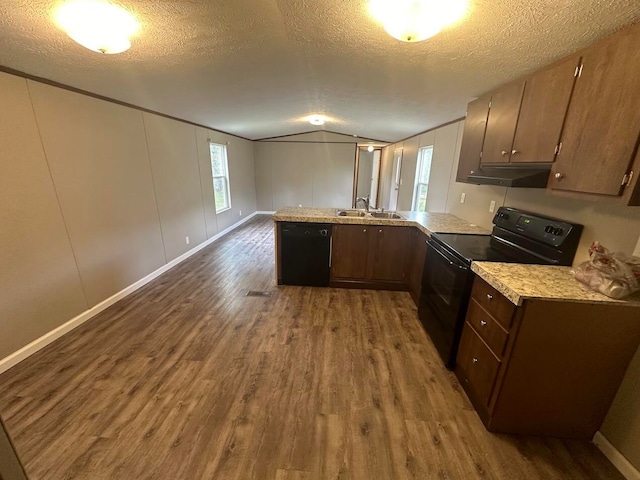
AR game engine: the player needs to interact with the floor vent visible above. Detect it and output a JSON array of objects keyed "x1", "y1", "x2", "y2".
[{"x1": 246, "y1": 290, "x2": 271, "y2": 297}]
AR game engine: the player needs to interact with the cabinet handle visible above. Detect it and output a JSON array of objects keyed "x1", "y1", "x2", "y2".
[
  {"x1": 487, "y1": 294, "x2": 493, "y2": 301},
  {"x1": 511, "y1": 150, "x2": 519, "y2": 155},
  {"x1": 554, "y1": 172, "x2": 563, "y2": 180},
  {"x1": 480, "y1": 320, "x2": 487, "y2": 327},
  {"x1": 473, "y1": 358, "x2": 479, "y2": 364},
  {"x1": 501, "y1": 150, "x2": 509, "y2": 156}
]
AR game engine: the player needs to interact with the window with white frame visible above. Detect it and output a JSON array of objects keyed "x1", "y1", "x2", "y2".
[
  {"x1": 209, "y1": 143, "x2": 231, "y2": 213},
  {"x1": 412, "y1": 146, "x2": 434, "y2": 212}
]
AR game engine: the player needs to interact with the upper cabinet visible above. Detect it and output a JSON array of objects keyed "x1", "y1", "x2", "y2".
[
  {"x1": 549, "y1": 23, "x2": 640, "y2": 200},
  {"x1": 481, "y1": 81, "x2": 525, "y2": 164},
  {"x1": 456, "y1": 94, "x2": 490, "y2": 181},
  {"x1": 456, "y1": 21, "x2": 640, "y2": 205},
  {"x1": 511, "y1": 56, "x2": 580, "y2": 164}
]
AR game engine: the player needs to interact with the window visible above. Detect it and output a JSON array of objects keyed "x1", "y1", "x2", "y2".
[
  {"x1": 412, "y1": 146, "x2": 433, "y2": 212},
  {"x1": 209, "y1": 143, "x2": 231, "y2": 213}
]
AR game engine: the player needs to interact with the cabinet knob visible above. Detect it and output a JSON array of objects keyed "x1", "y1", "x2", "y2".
[
  {"x1": 501, "y1": 150, "x2": 509, "y2": 156},
  {"x1": 554, "y1": 172, "x2": 563, "y2": 180},
  {"x1": 470, "y1": 170, "x2": 475, "y2": 174},
  {"x1": 473, "y1": 358, "x2": 479, "y2": 364},
  {"x1": 487, "y1": 294, "x2": 493, "y2": 301},
  {"x1": 511, "y1": 150, "x2": 519, "y2": 155},
  {"x1": 480, "y1": 320, "x2": 487, "y2": 327},
  {"x1": 379, "y1": 229, "x2": 383, "y2": 233},
  {"x1": 363, "y1": 229, "x2": 367, "y2": 233}
]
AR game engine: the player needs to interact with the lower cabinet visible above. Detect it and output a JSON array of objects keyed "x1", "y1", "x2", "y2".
[
  {"x1": 408, "y1": 229, "x2": 429, "y2": 305},
  {"x1": 456, "y1": 277, "x2": 640, "y2": 439},
  {"x1": 330, "y1": 224, "x2": 412, "y2": 290}
]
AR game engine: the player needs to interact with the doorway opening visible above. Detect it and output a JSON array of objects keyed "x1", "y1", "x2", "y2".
[{"x1": 354, "y1": 148, "x2": 382, "y2": 209}]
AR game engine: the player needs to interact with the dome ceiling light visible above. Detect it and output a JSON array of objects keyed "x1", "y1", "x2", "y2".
[
  {"x1": 307, "y1": 115, "x2": 327, "y2": 126},
  {"x1": 55, "y1": 0, "x2": 140, "y2": 54},
  {"x1": 369, "y1": 0, "x2": 469, "y2": 43}
]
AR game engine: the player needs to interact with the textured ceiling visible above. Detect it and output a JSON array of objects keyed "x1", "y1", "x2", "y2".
[{"x1": 1, "y1": 1, "x2": 639, "y2": 142}]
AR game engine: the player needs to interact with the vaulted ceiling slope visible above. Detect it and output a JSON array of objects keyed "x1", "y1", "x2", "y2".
[{"x1": 1, "y1": 1, "x2": 639, "y2": 142}]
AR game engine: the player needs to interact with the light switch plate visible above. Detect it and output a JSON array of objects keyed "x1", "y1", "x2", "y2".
[
  {"x1": 460, "y1": 193, "x2": 466, "y2": 204},
  {"x1": 633, "y1": 235, "x2": 640, "y2": 258},
  {"x1": 489, "y1": 200, "x2": 496, "y2": 213}
]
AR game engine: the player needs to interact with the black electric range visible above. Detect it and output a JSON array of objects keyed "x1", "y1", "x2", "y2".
[{"x1": 418, "y1": 207, "x2": 583, "y2": 368}]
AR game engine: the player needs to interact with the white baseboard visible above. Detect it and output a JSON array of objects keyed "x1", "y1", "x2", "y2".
[
  {"x1": 255, "y1": 211, "x2": 276, "y2": 215},
  {"x1": 0, "y1": 211, "x2": 260, "y2": 376},
  {"x1": 594, "y1": 431, "x2": 640, "y2": 480}
]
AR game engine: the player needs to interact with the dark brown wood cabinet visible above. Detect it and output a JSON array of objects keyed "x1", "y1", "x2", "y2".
[
  {"x1": 549, "y1": 22, "x2": 640, "y2": 199},
  {"x1": 330, "y1": 224, "x2": 370, "y2": 280},
  {"x1": 481, "y1": 81, "x2": 525, "y2": 164},
  {"x1": 511, "y1": 55, "x2": 580, "y2": 164},
  {"x1": 457, "y1": 94, "x2": 491, "y2": 181},
  {"x1": 367, "y1": 226, "x2": 412, "y2": 282},
  {"x1": 456, "y1": 277, "x2": 640, "y2": 439},
  {"x1": 330, "y1": 224, "x2": 413, "y2": 290},
  {"x1": 407, "y1": 229, "x2": 429, "y2": 305},
  {"x1": 456, "y1": 21, "x2": 640, "y2": 205}
]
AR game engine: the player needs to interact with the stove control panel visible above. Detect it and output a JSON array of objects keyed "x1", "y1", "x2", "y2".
[{"x1": 493, "y1": 207, "x2": 583, "y2": 248}]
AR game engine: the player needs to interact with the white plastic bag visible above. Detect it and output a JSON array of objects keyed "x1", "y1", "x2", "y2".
[{"x1": 572, "y1": 242, "x2": 640, "y2": 299}]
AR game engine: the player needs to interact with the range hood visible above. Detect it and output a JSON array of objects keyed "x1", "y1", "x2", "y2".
[{"x1": 467, "y1": 165, "x2": 552, "y2": 188}]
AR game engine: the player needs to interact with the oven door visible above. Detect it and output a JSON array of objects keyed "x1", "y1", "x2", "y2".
[{"x1": 418, "y1": 240, "x2": 474, "y2": 367}]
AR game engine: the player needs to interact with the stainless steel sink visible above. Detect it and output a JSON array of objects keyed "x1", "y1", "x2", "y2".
[
  {"x1": 370, "y1": 212, "x2": 404, "y2": 219},
  {"x1": 336, "y1": 210, "x2": 367, "y2": 217}
]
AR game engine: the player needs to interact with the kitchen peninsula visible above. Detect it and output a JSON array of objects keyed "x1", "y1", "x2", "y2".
[{"x1": 273, "y1": 207, "x2": 488, "y2": 298}]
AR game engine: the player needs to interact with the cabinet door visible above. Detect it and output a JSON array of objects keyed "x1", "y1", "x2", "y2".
[
  {"x1": 457, "y1": 324, "x2": 501, "y2": 407},
  {"x1": 456, "y1": 94, "x2": 490, "y2": 182},
  {"x1": 330, "y1": 225, "x2": 370, "y2": 280},
  {"x1": 367, "y1": 226, "x2": 412, "y2": 282},
  {"x1": 408, "y1": 230, "x2": 429, "y2": 304},
  {"x1": 511, "y1": 56, "x2": 580, "y2": 164},
  {"x1": 481, "y1": 82, "x2": 525, "y2": 164},
  {"x1": 550, "y1": 23, "x2": 640, "y2": 196}
]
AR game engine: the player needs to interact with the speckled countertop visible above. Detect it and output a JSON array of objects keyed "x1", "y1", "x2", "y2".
[
  {"x1": 272, "y1": 207, "x2": 490, "y2": 236},
  {"x1": 471, "y1": 262, "x2": 640, "y2": 307}
]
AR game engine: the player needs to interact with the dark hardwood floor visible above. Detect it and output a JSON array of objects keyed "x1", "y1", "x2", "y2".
[{"x1": 0, "y1": 215, "x2": 623, "y2": 479}]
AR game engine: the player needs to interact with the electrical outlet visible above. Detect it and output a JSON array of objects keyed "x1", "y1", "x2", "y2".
[
  {"x1": 298, "y1": 204, "x2": 302, "y2": 207},
  {"x1": 185, "y1": 236, "x2": 190, "y2": 245},
  {"x1": 460, "y1": 193, "x2": 466, "y2": 204},
  {"x1": 633, "y1": 235, "x2": 640, "y2": 258},
  {"x1": 489, "y1": 200, "x2": 496, "y2": 213},
  {"x1": 239, "y1": 210, "x2": 242, "y2": 217}
]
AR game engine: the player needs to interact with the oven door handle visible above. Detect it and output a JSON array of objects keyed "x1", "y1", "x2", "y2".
[{"x1": 429, "y1": 242, "x2": 469, "y2": 270}]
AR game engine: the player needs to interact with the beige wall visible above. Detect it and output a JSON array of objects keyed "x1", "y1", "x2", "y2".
[
  {"x1": 28, "y1": 82, "x2": 167, "y2": 307},
  {"x1": 0, "y1": 74, "x2": 88, "y2": 360},
  {"x1": 254, "y1": 139, "x2": 356, "y2": 210},
  {"x1": 144, "y1": 113, "x2": 207, "y2": 262},
  {"x1": 0, "y1": 71, "x2": 256, "y2": 363}
]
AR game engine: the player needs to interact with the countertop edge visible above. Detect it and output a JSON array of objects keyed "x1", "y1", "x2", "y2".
[
  {"x1": 470, "y1": 262, "x2": 640, "y2": 307},
  {"x1": 271, "y1": 210, "x2": 491, "y2": 237}
]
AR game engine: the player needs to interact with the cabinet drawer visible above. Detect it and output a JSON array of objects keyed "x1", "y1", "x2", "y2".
[
  {"x1": 471, "y1": 278, "x2": 516, "y2": 330},
  {"x1": 467, "y1": 299, "x2": 509, "y2": 357},
  {"x1": 457, "y1": 324, "x2": 502, "y2": 407}
]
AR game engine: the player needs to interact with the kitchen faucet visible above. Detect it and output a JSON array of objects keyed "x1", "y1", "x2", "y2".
[{"x1": 356, "y1": 195, "x2": 370, "y2": 212}]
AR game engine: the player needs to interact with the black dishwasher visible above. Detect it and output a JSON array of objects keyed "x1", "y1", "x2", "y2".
[{"x1": 280, "y1": 223, "x2": 332, "y2": 286}]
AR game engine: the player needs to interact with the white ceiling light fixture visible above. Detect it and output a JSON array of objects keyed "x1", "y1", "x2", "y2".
[
  {"x1": 307, "y1": 115, "x2": 327, "y2": 126},
  {"x1": 55, "y1": 0, "x2": 140, "y2": 54},
  {"x1": 367, "y1": 146, "x2": 375, "y2": 152},
  {"x1": 369, "y1": 0, "x2": 469, "y2": 43}
]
